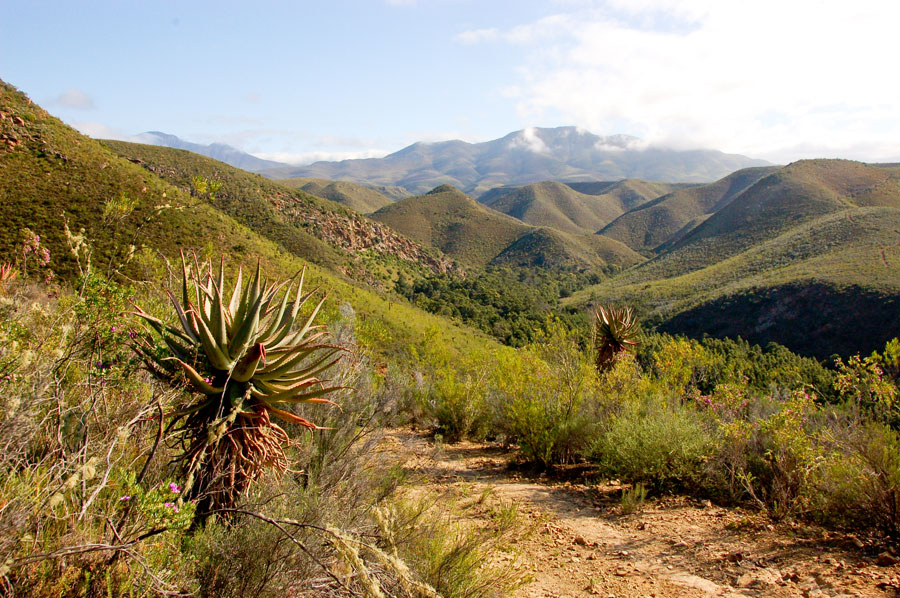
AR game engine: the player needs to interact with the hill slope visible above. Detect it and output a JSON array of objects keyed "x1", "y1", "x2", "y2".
[
  {"x1": 648, "y1": 160, "x2": 900, "y2": 278},
  {"x1": 478, "y1": 179, "x2": 679, "y2": 234},
  {"x1": 278, "y1": 177, "x2": 396, "y2": 213},
  {"x1": 266, "y1": 126, "x2": 770, "y2": 195},
  {"x1": 371, "y1": 185, "x2": 532, "y2": 267},
  {"x1": 569, "y1": 199, "x2": 900, "y2": 358},
  {"x1": 135, "y1": 131, "x2": 287, "y2": 173},
  {"x1": 492, "y1": 227, "x2": 643, "y2": 271},
  {"x1": 600, "y1": 166, "x2": 780, "y2": 252},
  {"x1": 101, "y1": 140, "x2": 457, "y2": 283},
  {"x1": 371, "y1": 184, "x2": 644, "y2": 271},
  {"x1": 0, "y1": 79, "x2": 497, "y2": 360}
]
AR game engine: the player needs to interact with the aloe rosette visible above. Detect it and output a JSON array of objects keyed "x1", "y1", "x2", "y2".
[
  {"x1": 594, "y1": 304, "x2": 640, "y2": 371},
  {"x1": 133, "y1": 253, "x2": 345, "y2": 514}
]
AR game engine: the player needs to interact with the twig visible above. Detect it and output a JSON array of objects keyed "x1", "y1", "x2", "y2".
[
  {"x1": 212, "y1": 508, "x2": 360, "y2": 598},
  {"x1": 10, "y1": 528, "x2": 165, "y2": 568}
]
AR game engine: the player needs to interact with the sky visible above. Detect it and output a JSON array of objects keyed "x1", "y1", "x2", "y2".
[{"x1": 2, "y1": 0, "x2": 898, "y2": 165}]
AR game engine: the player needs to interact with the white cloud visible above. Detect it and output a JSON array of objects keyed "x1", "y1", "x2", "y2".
[
  {"x1": 508, "y1": 126, "x2": 551, "y2": 154},
  {"x1": 72, "y1": 121, "x2": 139, "y2": 140},
  {"x1": 474, "y1": 0, "x2": 900, "y2": 161},
  {"x1": 455, "y1": 27, "x2": 499, "y2": 44},
  {"x1": 54, "y1": 88, "x2": 95, "y2": 110}
]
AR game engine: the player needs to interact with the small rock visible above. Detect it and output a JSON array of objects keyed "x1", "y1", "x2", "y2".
[
  {"x1": 877, "y1": 552, "x2": 899, "y2": 567},
  {"x1": 574, "y1": 536, "x2": 588, "y2": 546}
]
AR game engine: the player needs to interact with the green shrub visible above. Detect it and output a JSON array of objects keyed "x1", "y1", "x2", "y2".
[
  {"x1": 488, "y1": 324, "x2": 603, "y2": 466},
  {"x1": 593, "y1": 399, "x2": 712, "y2": 492},
  {"x1": 813, "y1": 420, "x2": 900, "y2": 537},
  {"x1": 410, "y1": 328, "x2": 490, "y2": 441}
]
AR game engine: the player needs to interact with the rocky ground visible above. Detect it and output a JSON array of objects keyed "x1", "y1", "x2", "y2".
[{"x1": 387, "y1": 430, "x2": 900, "y2": 598}]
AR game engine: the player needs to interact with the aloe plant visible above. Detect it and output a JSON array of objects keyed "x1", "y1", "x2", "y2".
[
  {"x1": 133, "y1": 253, "x2": 345, "y2": 516},
  {"x1": 594, "y1": 304, "x2": 639, "y2": 371}
]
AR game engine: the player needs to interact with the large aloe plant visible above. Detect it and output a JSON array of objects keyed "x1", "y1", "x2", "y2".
[
  {"x1": 133, "y1": 253, "x2": 345, "y2": 515},
  {"x1": 594, "y1": 304, "x2": 640, "y2": 371}
]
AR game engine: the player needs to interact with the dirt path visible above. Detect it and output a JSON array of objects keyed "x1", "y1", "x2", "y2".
[{"x1": 387, "y1": 430, "x2": 900, "y2": 598}]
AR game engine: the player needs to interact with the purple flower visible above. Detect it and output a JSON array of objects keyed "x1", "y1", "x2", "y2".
[
  {"x1": 120, "y1": 495, "x2": 131, "y2": 502},
  {"x1": 169, "y1": 483, "x2": 181, "y2": 494},
  {"x1": 164, "y1": 502, "x2": 174, "y2": 509}
]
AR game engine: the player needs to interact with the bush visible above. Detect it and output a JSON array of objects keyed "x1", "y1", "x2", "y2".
[
  {"x1": 592, "y1": 399, "x2": 712, "y2": 492},
  {"x1": 813, "y1": 420, "x2": 900, "y2": 537},
  {"x1": 488, "y1": 324, "x2": 603, "y2": 467}
]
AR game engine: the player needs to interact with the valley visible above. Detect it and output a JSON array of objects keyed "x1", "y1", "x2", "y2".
[{"x1": 3, "y1": 77, "x2": 900, "y2": 598}]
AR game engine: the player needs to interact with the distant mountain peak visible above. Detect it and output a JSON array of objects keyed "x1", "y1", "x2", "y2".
[
  {"x1": 133, "y1": 131, "x2": 287, "y2": 173},
  {"x1": 264, "y1": 126, "x2": 771, "y2": 195}
]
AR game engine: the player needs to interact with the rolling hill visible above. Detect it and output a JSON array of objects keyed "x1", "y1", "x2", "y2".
[
  {"x1": 567, "y1": 161, "x2": 900, "y2": 358},
  {"x1": 0, "y1": 79, "x2": 494, "y2": 359},
  {"x1": 371, "y1": 185, "x2": 533, "y2": 268},
  {"x1": 100, "y1": 140, "x2": 457, "y2": 284},
  {"x1": 599, "y1": 166, "x2": 781, "y2": 253},
  {"x1": 478, "y1": 179, "x2": 683, "y2": 235},
  {"x1": 265, "y1": 126, "x2": 770, "y2": 196},
  {"x1": 277, "y1": 177, "x2": 397, "y2": 213},
  {"x1": 370, "y1": 184, "x2": 643, "y2": 270}
]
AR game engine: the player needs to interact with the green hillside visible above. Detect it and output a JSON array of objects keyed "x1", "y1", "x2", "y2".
[
  {"x1": 565, "y1": 179, "x2": 691, "y2": 201},
  {"x1": 479, "y1": 181, "x2": 623, "y2": 234},
  {"x1": 492, "y1": 227, "x2": 643, "y2": 271},
  {"x1": 478, "y1": 179, "x2": 680, "y2": 235},
  {"x1": 569, "y1": 205, "x2": 900, "y2": 358},
  {"x1": 0, "y1": 80, "x2": 492, "y2": 359},
  {"x1": 101, "y1": 140, "x2": 457, "y2": 285},
  {"x1": 371, "y1": 184, "x2": 533, "y2": 267},
  {"x1": 654, "y1": 160, "x2": 900, "y2": 276},
  {"x1": 278, "y1": 177, "x2": 397, "y2": 213},
  {"x1": 600, "y1": 166, "x2": 780, "y2": 252}
]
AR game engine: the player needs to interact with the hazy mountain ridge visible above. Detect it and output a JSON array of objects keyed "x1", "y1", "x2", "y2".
[
  {"x1": 134, "y1": 131, "x2": 287, "y2": 173},
  {"x1": 265, "y1": 126, "x2": 770, "y2": 195}
]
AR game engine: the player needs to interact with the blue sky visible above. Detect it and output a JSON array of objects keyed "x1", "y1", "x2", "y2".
[{"x1": 3, "y1": 0, "x2": 898, "y2": 165}]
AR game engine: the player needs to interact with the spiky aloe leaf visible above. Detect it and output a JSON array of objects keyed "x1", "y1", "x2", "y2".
[
  {"x1": 594, "y1": 304, "x2": 640, "y2": 371},
  {"x1": 231, "y1": 343, "x2": 266, "y2": 383}
]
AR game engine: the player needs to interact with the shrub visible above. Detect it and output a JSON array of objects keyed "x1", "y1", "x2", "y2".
[
  {"x1": 813, "y1": 420, "x2": 900, "y2": 537},
  {"x1": 489, "y1": 324, "x2": 602, "y2": 466},
  {"x1": 592, "y1": 399, "x2": 712, "y2": 492},
  {"x1": 410, "y1": 328, "x2": 489, "y2": 441}
]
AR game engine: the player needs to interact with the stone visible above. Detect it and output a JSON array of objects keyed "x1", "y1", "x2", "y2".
[{"x1": 877, "y1": 552, "x2": 899, "y2": 567}]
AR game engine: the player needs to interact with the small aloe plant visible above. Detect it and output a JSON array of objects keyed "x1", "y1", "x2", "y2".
[
  {"x1": 133, "y1": 253, "x2": 345, "y2": 516},
  {"x1": 594, "y1": 304, "x2": 640, "y2": 371}
]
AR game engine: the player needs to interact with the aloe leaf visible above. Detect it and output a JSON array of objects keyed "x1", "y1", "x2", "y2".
[
  {"x1": 228, "y1": 287, "x2": 264, "y2": 359},
  {"x1": 191, "y1": 310, "x2": 232, "y2": 370},
  {"x1": 231, "y1": 343, "x2": 266, "y2": 383},
  {"x1": 165, "y1": 357, "x2": 224, "y2": 394}
]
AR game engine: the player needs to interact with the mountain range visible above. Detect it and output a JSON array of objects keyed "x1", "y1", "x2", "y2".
[
  {"x1": 134, "y1": 131, "x2": 286, "y2": 172},
  {"x1": 263, "y1": 126, "x2": 770, "y2": 195},
  {"x1": 5, "y1": 76, "x2": 900, "y2": 359}
]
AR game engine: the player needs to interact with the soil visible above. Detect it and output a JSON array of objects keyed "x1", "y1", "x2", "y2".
[{"x1": 387, "y1": 430, "x2": 900, "y2": 598}]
